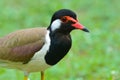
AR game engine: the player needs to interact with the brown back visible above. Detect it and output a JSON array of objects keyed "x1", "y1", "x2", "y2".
[{"x1": 0, "y1": 27, "x2": 47, "y2": 63}]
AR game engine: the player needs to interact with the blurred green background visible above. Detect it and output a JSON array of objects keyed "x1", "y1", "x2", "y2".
[{"x1": 0, "y1": 0, "x2": 120, "y2": 80}]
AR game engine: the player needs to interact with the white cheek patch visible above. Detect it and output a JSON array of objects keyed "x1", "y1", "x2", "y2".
[{"x1": 51, "y1": 19, "x2": 61, "y2": 31}]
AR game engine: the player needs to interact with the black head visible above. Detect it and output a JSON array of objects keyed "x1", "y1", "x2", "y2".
[
  {"x1": 50, "y1": 9, "x2": 77, "y2": 23},
  {"x1": 48, "y1": 9, "x2": 89, "y2": 33}
]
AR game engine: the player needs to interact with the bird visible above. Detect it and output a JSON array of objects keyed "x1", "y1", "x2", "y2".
[{"x1": 0, "y1": 9, "x2": 89, "y2": 80}]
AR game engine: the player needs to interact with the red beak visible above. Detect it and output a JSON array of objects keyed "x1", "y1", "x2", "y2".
[
  {"x1": 72, "y1": 22, "x2": 89, "y2": 32},
  {"x1": 65, "y1": 16, "x2": 89, "y2": 32}
]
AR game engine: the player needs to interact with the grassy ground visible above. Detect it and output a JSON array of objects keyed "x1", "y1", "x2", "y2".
[{"x1": 0, "y1": 0, "x2": 120, "y2": 80}]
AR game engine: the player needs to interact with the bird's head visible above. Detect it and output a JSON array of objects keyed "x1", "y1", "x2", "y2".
[{"x1": 48, "y1": 9, "x2": 89, "y2": 34}]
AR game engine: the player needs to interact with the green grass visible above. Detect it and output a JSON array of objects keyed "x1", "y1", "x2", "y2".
[{"x1": 0, "y1": 0, "x2": 120, "y2": 80}]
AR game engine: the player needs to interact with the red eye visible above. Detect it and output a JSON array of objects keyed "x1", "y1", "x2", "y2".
[{"x1": 61, "y1": 16, "x2": 68, "y2": 23}]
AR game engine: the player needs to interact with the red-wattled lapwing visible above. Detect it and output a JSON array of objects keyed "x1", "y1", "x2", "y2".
[{"x1": 0, "y1": 9, "x2": 89, "y2": 80}]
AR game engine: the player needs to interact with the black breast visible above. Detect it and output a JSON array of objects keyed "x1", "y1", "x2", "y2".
[{"x1": 45, "y1": 33, "x2": 72, "y2": 65}]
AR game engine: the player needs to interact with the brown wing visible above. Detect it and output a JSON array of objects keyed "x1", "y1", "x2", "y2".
[{"x1": 0, "y1": 27, "x2": 47, "y2": 63}]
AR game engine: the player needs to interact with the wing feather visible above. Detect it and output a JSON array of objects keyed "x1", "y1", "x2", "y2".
[{"x1": 0, "y1": 27, "x2": 47, "y2": 63}]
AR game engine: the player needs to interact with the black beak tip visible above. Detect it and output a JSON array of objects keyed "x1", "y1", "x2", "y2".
[{"x1": 82, "y1": 28, "x2": 90, "y2": 32}]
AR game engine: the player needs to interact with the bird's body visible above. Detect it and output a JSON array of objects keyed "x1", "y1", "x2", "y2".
[
  {"x1": 0, "y1": 27, "x2": 72, "y2": 72},
  {"x1": 0, "y1": 9, "x2": 89, "y2": 80}
]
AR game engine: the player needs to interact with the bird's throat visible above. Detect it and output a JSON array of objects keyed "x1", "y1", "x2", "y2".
[{"x1": 45, "y1": 32, "x2": 72, "y2": 65}]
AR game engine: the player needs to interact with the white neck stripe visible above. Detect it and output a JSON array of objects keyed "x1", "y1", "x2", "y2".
[{"x1": 51, "y1": 19, "x2": 61, "y2": 31}]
